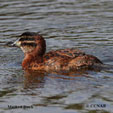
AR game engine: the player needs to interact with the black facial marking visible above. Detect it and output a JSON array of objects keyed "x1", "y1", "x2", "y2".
[
  {"x1": 21, "y1": 43, "x2": 37, "y2": 47},
  {"x1": 19, "y1": 37, "x2": 35, "y2": 41}
]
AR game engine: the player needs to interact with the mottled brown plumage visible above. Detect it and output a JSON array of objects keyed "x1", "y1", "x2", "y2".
[{"x1": 13, "y1": 32, "x2": 102, "y2": 72}]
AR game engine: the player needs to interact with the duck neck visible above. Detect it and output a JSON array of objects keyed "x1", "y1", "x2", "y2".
[{"x1": 22, "y1": 44, "x2": 46, "y2": 69}]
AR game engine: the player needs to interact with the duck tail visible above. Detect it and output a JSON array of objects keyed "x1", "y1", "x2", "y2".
[{"x1": 92, "y1": 63, "x2": 113, "y2": 71}]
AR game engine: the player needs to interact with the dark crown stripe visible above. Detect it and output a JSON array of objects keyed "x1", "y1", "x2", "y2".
[
  {"x1": 20, "y1": 32, "x2": 39, "y2": 36},
  {"x1": 21, "y1": 42, "x2": 37, "y2": 47},
  {"x1": 19, "y1": 37, "x2": 35, "y2": 41}
]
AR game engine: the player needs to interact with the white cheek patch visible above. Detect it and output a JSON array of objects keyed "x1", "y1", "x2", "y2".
[{"x1": 20, "y1": 46, "x2": 35, "y2": 53}]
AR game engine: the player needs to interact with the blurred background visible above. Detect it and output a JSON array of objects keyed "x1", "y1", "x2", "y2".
[{"x1": 0, "y1": 0, "x2": 113, "y2": 113}]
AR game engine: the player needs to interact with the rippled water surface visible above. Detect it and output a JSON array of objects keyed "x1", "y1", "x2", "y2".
[{"x1": 1, "y1": 0, "x2": 113, "y2": 113}]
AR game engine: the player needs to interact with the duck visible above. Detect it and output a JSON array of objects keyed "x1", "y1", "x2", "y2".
[{"x1": 12, "y1": 32, "x2": 102, "y2": 72}]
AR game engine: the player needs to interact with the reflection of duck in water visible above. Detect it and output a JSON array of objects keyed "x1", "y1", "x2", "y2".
[
  {"x1": 24, "y1": 70, "x2": 45, "y2": 89},
  {"x1": 12, "y1": 32, "x2": 102, "y2": 72}
]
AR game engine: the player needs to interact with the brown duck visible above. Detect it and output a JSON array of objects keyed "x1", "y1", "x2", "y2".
[{"x1": 12, "y1": 32, "x2": 102, "y2": 72}]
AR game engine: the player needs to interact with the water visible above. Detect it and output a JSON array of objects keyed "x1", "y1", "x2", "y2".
[{"x1": 0, "y1": 0, "x2": 113, "y2": 113}]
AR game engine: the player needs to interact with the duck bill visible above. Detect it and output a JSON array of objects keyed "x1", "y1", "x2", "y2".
[{"x1": 11, "y1": 39, "x2": 21, "y2": 47}]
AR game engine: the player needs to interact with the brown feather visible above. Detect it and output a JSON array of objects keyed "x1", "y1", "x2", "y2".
[{"x1": 14, "y1": 32, "x2": 102, "y2": 72}]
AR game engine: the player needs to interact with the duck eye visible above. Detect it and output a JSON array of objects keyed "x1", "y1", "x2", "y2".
[
  {"x1": 21, "y1": 43, "x2": 37, "y2": 47},
  {"x1": 19, "y1": 37, "x2": 35, "y2": 41}
]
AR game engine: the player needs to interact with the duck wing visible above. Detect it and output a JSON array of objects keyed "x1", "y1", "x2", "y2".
[{"x1": 44, "y1": 48, "x2": 85, "y2": 59}]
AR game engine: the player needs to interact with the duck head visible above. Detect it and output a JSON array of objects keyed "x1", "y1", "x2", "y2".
[{"x1": 13, "y1": 32, "x2": 46, "y2": 56}]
